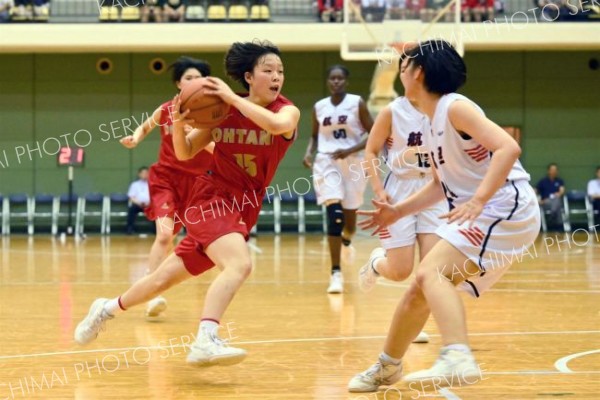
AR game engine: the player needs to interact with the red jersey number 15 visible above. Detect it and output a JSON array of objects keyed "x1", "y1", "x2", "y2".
[{"x1": 233, "y1": 153, "x2": 258, "y2": 177}]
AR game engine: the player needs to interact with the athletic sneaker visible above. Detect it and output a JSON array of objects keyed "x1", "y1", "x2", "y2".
[
  {"x1": 74, "y1": 298, "x2": 113, "y2": 345},
  {"x1": 145, "y1": 296, "x2": 167, "y2": 321},
  {"x1": 403, "y1": 348, "x2": 480, "y2": 385},
  {"x1": 327, "y1": 271, "x2": 344, "y2": 294},
  {"x1": 341, "y1": 242, "x2": 356, "y2": 266},
  {"x1": 358, "y1": 247, "x2": 385, "y2": 293},
  {"x1": 348, "y1": 356, "x2": 403, "y2": 392},
  {"x1": 187, "y1": 328, "x2": 247, "y2": 367},
  {"x1": 413, "y1": 331, "x2": 430, "y2": 343}
]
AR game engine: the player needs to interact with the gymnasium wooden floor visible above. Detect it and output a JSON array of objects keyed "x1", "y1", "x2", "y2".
[{"x1": 0, "y1": 231, "x2": 599, "y2": 399}]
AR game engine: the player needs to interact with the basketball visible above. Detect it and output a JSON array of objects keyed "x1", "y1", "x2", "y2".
[{"x1": 179, "y1": 78, "x2": 230, "y2": 129}]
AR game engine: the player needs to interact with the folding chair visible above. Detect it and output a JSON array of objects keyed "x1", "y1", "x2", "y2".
[
  {"x1": 302, "y1": 192, "x2": 327, "y2": 233},
  {"x1": 228, "y1": 0, "x2": 249, "y2": 20},
  {"x1": 54, "y1": 194, "x2": 79, "y2": 235},
  {"x1": 30, "y1": 194, "x2": 57, "y2": 235},
  {"x1": 280, "y1": 192, "x2": 302, "y2": 233},
  {"x1": 76, "y1": 193, "x2": 107, "y2": 235},
  {"x1": 104, "y1": 193, "x2": 130, "y2": 234},
  {"x1": 253, "y1": 195, "x2": 281, "y2": 234},
  {"x1": 2, "y1": 194, "x2": 30, "y2": 235},
  {"x1": 185, "y1": 0, "x2": 206, "y2": 20},
  {"x1": 207, "y1": 0, "x2": 227, "y2": 20},
  {"x1": 539, "y1": 196, "x2": 570, "y2": 233},
  {"x1": 565, "y1": 190, "x2": 595, "y2": 231}
]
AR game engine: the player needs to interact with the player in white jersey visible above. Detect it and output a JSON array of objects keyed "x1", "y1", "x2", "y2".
[
  {"x1": 356, "y1": 96, "x2": 447, "y2": 346},
  {"x1": 303, "y1": 65, "x2": 374, "y2": 294},
  {"x1": 349, "y1": 40, "x2": 540, "y2": 392},
  {"x1": 359, "y1": 96, "x2": 446, "y2": 293}
]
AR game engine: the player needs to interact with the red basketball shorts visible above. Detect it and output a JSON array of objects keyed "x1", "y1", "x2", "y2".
[{"x1": 174, "y1": 175, "x2": 263, "y2": 276}]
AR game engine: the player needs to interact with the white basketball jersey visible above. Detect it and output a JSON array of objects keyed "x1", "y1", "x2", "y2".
[
  {"x1": 428, "y1": 93, "x2": 530, "y2": 208},
  {"x1": 315, "y1": 94, "x2": 366, "y2": 154},
  {"x1": 385, "y1": 97, "x2": 431, "y2": 178}
]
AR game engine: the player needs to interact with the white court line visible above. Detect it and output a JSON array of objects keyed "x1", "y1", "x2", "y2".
[
  {"x1": 377, "y1": 281, "x2": 600, "y2": 294},
  {"x1": 248, "y1": 242, "x2": 263, "y2": 254},
  {"x1": 4, "y1": 249, "x2": 148, "y2": 258},
  {"x1": 554, "y1": 349, "x2": 600, "y2": 373},
  {"x1": 1, "y1": 330, "x2": 599, "y2": 361},
  {"x1": 438, "y1": 388, "x2": 462, "y2": 399}
]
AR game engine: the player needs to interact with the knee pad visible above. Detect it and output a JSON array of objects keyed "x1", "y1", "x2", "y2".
[{"x1": 326, "y1": 203, "x2": 344, "y2": 236}]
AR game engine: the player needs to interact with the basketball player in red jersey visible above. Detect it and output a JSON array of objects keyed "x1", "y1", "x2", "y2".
[
  {"x1": 119, "y1": 56, "x2": 214, "y2": 321},
  {"x1": 75, "y1": 41, "x2": 300, "y2": 367}
]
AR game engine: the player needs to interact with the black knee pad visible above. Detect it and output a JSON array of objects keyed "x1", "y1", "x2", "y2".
[{"x1": 326, "y1": 203, "x2": 344, "y2": 236}]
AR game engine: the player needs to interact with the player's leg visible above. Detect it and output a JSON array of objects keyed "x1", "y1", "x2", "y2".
[
  {"x1": 186, "y1": 232, "x2": 252, "y2": 367},
  {"x1": 349, "y1": 239, "x2": 477, "y2": 392},
  {"x1": 341, "y1": 208, "x2": 357, "y2": 242},
  {"x1": 348, "y1": 281, "x2": 429, "y2": 392},
  {"x1": 338, "y1": 208, "x2": 357, "y2": 265},
  {"x1": 358, "y1": 200, "x2": 418, "y2": 292},
  {"x1": 400, "y1": 239, "x2": 481, "y2": 384},
  {"x1": 326, "y1": 200, "x2": 345, "y2": 293},
  {"x1": 312, "y1": 154, "x2": 347, "y2": 293},
  {"x1": 339, "y1": 157, "x2": 367, "y2": 266},
  {"x1": 142, "y1": 214, "x2": 177, "y2": 320},
  {"x1": 74, "y1": 252, "x2": 193, "y2": 345}
]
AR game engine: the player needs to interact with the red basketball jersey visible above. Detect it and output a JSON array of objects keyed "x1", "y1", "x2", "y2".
[
  {"x1": 209, "y1": 94, "x2": 296, "y2": 192},
  {"x1": 157, "y1": 100, "x2": 212, "y2": 175}
]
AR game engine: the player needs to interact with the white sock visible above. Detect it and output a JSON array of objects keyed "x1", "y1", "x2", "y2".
[
  {"x1": 444, "y1": 343, "x2": 472, "y2": 355},
  {"x1": 103, "y1": 297, "x2": 125, "y2": 316},
  {"x1": 199, "y1": 319, "x2": 219, "y2": 337},
  {"x1": 380, "y1": 352, "x2": 401, "y2": 365}
]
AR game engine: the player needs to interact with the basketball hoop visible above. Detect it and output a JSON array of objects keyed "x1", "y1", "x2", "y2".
[{"x1": 390, "y1": 41, "x2": 419, "y2": 58}]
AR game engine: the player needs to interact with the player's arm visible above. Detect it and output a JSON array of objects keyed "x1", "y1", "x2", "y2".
[
  {"x1": 557, "y1": 182, "x2": 565, "y2": 197},
  {"x1": 204, "y1": 77, "x2": 300, "y2": 139},
  {"x1": 331, "y1": 99, "x2": 373, "y2": 160},
  {"x1": 435, "y1": 100, "x2": 522, "y2": 226},
  {"x1": 120, "y1": 106, "x2": 161, "y2": 149},
  {"x1": 302, "y1": 107, "x2": 319, "y2": 168},
  {"x1": 358, "y1": 167, "x2": 445, "y2": 233},
  {"x1": 171, "y1": 96, "x2": 213, "y2": 160},
  {"x1": 364, "y1": 105, "x2": 391, "y2": 201},
  {"x1": 449, "y1": 100, "x2": 521, "y2": 206}
]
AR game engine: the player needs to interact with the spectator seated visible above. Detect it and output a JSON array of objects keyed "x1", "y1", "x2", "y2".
[
  {"x1": 163, "y1": 0, "x2": 186, "y2": 21},
  {"x1": 317, "y1": 0, "x2": 342, "y2": 22},
  {"x1": 11, "y1": 0, "x2": 49, "y2": 21},
  {"x1": 141, "y1": 0, "x2": 163, "y2": 22},
  {"x1": 462, "y1": 0, "x2": 494, "y2": 22},
  {"x1": 0, "y1": 0, "x2": 12, "y2": 22}
]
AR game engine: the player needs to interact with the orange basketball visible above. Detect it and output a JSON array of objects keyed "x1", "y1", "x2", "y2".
[{"x1": 179, "y1": 78, "x2": 230, "y2": 129}]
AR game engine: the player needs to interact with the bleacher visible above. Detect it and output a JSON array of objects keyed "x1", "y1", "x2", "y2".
[{"x1": 3, "y1": 0, "x2": 598, "y2": 24}]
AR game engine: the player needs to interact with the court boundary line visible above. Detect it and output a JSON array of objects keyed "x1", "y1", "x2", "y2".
[
  {"x1": 554, "y1": 349, "x2": 600, "y2": 373},
  {"x1": 1, "y1": 329, "x2": 599, "y2": 361}
]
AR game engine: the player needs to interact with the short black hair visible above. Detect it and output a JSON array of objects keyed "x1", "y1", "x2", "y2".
[
  {"x1": 225, "y1": 40, "x2": 281, "y2": 91},
  {"x1": 326, "y1": 64, "x2": 350, "y2": 78},
  {"x1": 169, "y1": 56, "x2": 211, "y2": 83},
  {"x1": 138, "y1": 166, "x2": 148, "y2": 173},
  {"x1": 402, "y1": 40, "x2": 466, "y2": 95}
]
